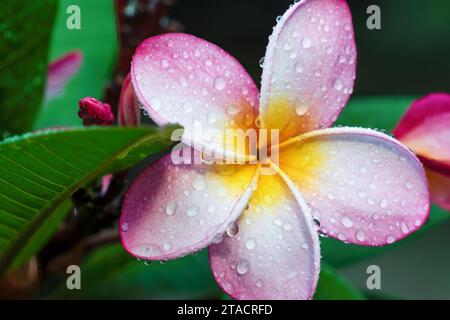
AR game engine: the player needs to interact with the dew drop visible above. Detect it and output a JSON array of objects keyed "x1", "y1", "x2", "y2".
[
  {"x1": 207, "y1": 204, "x2": 217, "y2": 213},
  {"x1": 186, "y1": 205, "x2": 200, "y2": 217},
  {"x1": 215, "y1": 186, "x2": 228, "y2": 198},
  {"x1": 244, "y1": 114, "x2": 254, "y2": 126},
  {"x1": 400, "y1": 222, "x2": 409, "y2": 234},
  {"x1": 214, "y1": 77, "x2": 226, "y2": 90},
  {"x1": 404, "y1": 181, "x2": 413, "y2": 190},
  {"x1": 165, "y1": 201, "x2": 177, "y2": 216},
  {"x1": 192, "y1": 175, "x2": 206, "y2": 191},
  {"x1": 355, "y1": 229, "x2": 366, "y2": 242},
  {"x1": 295, "y1": 102, "x2": 309, "y2": 116},
  {"x1": 386, "y1": 235, "x2": 396, "y2": 244},
  {"x1": 333, "y1": 79, "x2": 344, "y2": 91},
  {"x1": 302, "y1": 37, "x2": 312, "y2": 48},
  {"x1": 226, "y1": 222, "x2": 239, "y2": 237},
  {"x1": 207, "y1": 112, "x2": 217, "y2": 124},
  {"x1": 182, "y1": 102, "x2": 193, "y2": 113},
  {"x1": 161, "y1": 59, "x2": 170, "y2": 68},
  {"x1": 340, "y1": 216, "x2": 353, "y2": 228},
  {"x1": 226, "y1": 105, "x2": 240, "y2": 116},
  {"x1": 236, "y1": 259, "x2": 249, "y2": 275},
  {"x1": 283, "y1": 223, "x2": 293, "y2": 231},
  {"x1": 379, "y1": 199, "x2": 388, "y2": 208},
  {"x1": 259, "y1": 57, "x2": 265, "y2": 68},
  {"x1": 274, "y1": 218, "x2": 283, "y2": 226},
  {"x1": 121, "y1": 222, "x2": 129, "y2": 232},
  {"x1": 245, "y1": 238, "x2": 257, "y2": 250},
  {"x1": 149, "y1": 97, "x2": 162, "y2": 111},
  {"x1": 163, "y1": 242, "x2": 173, "y2": 251},
  {"x1": 256, "y1": 279, "x2": 263, "y2": 288},
  {"x1": 295, "y1": 62, "x2": 304, "y2": 73}
]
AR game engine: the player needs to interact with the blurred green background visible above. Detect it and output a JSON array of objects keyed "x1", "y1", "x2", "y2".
[{"x1": 2, "y1": 0, "x2": 450, "y2": 299}]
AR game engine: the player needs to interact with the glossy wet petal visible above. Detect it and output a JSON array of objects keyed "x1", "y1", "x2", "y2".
[
  {"x1": 259, "y1": 0, "x2": 356, "y2": 140},
  {"x1": 131, "y1": 33, "x2": 259, "y2": 160},
  {"x1": 278, "y1": 127, "x2": 429, "y2": 246},
  {"x1": 120, "y1": 151, "x2": 258, "y2": 260},
  {"x1": 209, "y1": 173, "x2": 320, "y2": 300}
]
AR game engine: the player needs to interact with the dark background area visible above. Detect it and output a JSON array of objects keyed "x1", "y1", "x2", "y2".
[{"x1": 170, "y1": 0, "x2": 450, "y2": 95}]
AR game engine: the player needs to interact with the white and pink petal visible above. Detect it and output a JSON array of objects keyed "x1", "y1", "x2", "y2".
[
  {"x1": 209, "y1": 173, "x2": 320, "y2": 300},
  {"x1": 394, "y1": 93, "x2": 450, "y2": 166},
  {"x1": 278, "y1": 127, "x2": 429, "y2": 246},
  {"x1": 131, "y1": 33, "x2": 259, "y2": 160},
  {"x1": 259, "y1": 0, "x2": 356, "y2": 139}
]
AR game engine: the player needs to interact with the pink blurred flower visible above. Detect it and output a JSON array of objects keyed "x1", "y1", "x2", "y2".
[
  {"x1": 394, "y1": 93, "x2": 450, "y2": 211},
  {"x1": 45, "y1": 51, "x2": 83, "y2": 102},
  {"x1": 118, "y1": 0, "x2": 429, "y2": 299}
]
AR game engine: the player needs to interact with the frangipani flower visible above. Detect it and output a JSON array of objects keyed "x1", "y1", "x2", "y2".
[
  {"x1": 394, "y1": 93, "x2": 450, "y2": 211},
  {"x1": 119, "y1": 0, "x2": 429, "y2": 299}
]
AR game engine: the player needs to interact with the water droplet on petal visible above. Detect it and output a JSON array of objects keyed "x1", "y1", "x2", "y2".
[
  {"x1": 226, "y1": 105, "x2": 240, "y2": 116},
  {"x1": 340, "y1": 216, "x2": 353, "y2": 228},
  {"x1": 295, "y1": 62, "x2": 304, "y2": 73},
  {"x1": 207, "y1": 112, "x2": 217, "y2": 124},
  {"x1": 182, "y1": 102, "x2": 193, "y2": 113},
  {"x1": 245, "y1": 238, "x2": 257, "y2": 250},
  {"x1": 236, "y1": 259, "x2": 249, "y2": 275},
  {"x1": 259, "y1": 57, "x2": 265, "y2": 68},
  {"x1": 333, "y1": 79, "x2": 344, "y2": 91},
  {"x1": 302, "y1": 37, "x2": 312, "y2": 48},
  {"x1": 355, "y1": 229, "x2": 366, "y2": 242},
  {"x1": 161, "y1": 59, "x2": 170, "y2": 68},
  {"x1": 207, "y1": 204, "x2": 217, "y2": 213},
  {"x1": 386, "y1": 235, "x2": 396, "y2": 244},
  {"x1": 404, "y1": 181, "x2": 413, "y2": 190},
  {"x1": 379, "y1": 199, "x2": 388, "y2": 208},
  {"x1": 295, "y1": 102, "x2": 309, "y2": 116},
  {"x1": 400, "y1": 222, "x2": 410, "y2": 234},
  {"x1": 186, "y1": 205, "x2": 200, "y2": 217},
  {"x1": 166, "y1": 201, "x2": 177, "y2": 216},
  {"x1": 226, "y1": 222, "x2": 239, "y2": 237},
  {"x1": 163, "y1": 242, "x2": 173, "y2": 251},
  {"x1": 121, "y1": 222, "x2": 129, "y2": 232},
  {"x1": 192, "y1": 175, "x2": 206, "y2": 191}
]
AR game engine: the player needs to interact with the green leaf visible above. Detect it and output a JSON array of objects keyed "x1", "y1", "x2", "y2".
[
  {"x1": 35, "y1": 0, "x2": 118, "y2": 129},
  {"x1": 314, "y1": 265, "x2": 365, "y2": 300},
  {"x1": 46, "y1": 244, "x2": 221, "y2": 299},
  {"x1": 335, "y1": 95, "x2": 417, "y2": 130},
  {"x1": 11, "y1": 200, "x2": 72, "y2": 270},
  {"x1": 0, "y1": 0, "x2": 57, "y2": 135},
  {"x1": 0, "y1": 125, "x2": 179, "y2": 274},
  {"x1": 321, "y1": 96, "x2": 450, "y2": 267}
]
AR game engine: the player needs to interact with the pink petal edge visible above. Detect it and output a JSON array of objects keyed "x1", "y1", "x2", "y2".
[{"x1": 118, "y1": 73, "x2": 141, "y2": 126}]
